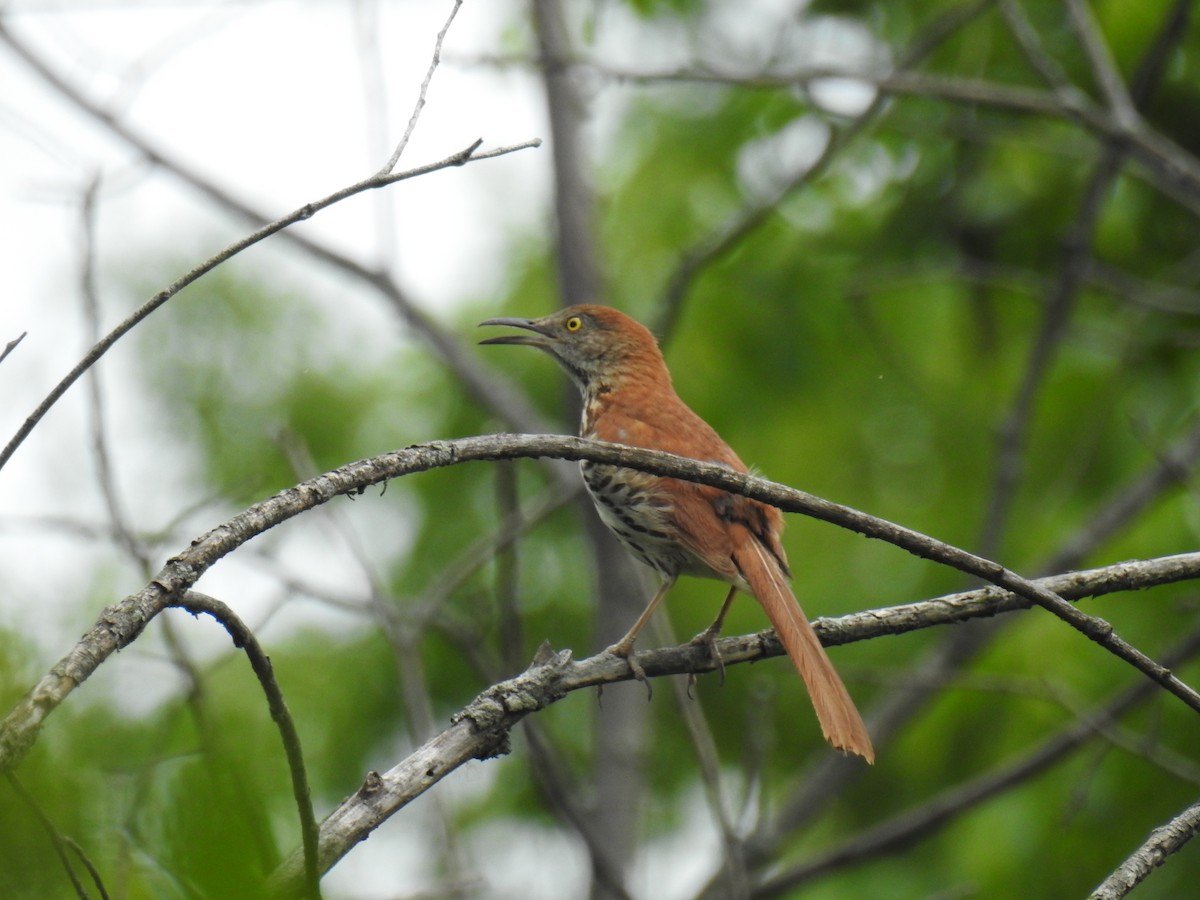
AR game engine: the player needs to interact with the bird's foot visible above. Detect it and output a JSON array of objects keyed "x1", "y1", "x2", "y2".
[
  {"x1": 605, "y1": 641, "x2": 652, "y2": 700},
  {"x1": 688, "y1": 627, "x2": 726, "y2": 685}
]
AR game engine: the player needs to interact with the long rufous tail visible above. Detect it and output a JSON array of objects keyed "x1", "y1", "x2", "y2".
[{"x1": 733, "y1": 533, "x2": 875, "y2": 764}]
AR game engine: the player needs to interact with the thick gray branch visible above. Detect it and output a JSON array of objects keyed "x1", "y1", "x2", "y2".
[
  {"x1": 1090, "y1": 796, "x2": 1200, "y2": 899},
  {"x1": 4, "y1": 434, "x2": 1200, "y2": 777},
  {"x1": 9, "y1": 429, "x2": 1200, "y2": 777},
  {"x1": 267, "y1": 550, "x2": 1200, "y2": 895}
]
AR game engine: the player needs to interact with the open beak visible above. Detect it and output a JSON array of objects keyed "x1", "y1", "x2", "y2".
[{"x1": 478, "y1": 317, "x2": 552, "y2": 348}]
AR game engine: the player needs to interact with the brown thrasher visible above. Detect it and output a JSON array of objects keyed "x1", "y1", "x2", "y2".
[{"x1": 480, "y1": 304, "x2": 874, "y2": 762}]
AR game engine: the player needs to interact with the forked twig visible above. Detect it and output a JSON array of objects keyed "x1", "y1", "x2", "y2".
[{"x1": 378, "y1": 0, "x2": 464, "y2": 175}]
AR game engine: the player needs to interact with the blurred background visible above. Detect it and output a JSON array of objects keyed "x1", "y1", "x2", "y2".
[{"x1": 2, "y1": 0, "x2": 1200, "y2": 897}]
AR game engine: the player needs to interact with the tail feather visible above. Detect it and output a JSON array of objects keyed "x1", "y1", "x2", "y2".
[{"x1": 734, "y1": 534, "x2": 875, "y2": 764}]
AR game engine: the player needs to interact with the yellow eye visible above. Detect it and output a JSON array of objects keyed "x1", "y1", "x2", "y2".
[{"x1": 565, "y1": 316, "x2": 583, "y2": 332}]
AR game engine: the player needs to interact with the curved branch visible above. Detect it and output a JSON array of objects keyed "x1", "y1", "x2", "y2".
[
  {"x1": 266, "y1": 557, "x2": 1200, "y2": 895},
  {"x1": 757, "y1": 628, "x2": 1200, "y2": 898},
  {"x1": 570, "y1": 62, "x2": 1200, "y2": 216},
  {"x1": 171, "y1": 592, "x2": 321, "y2": 900},
  {"x1": 655, "y1": 0, "x2": 996, "y2": 340},
  {"x1": 0, "y1": 130, "x2": 537, "y2": 476},
  {"x1": 4, "y1": 433, "x2": 1200, "y2": 777},
  {"x1": 0, "y1": 19, "x2": 558, "y2": 478}
]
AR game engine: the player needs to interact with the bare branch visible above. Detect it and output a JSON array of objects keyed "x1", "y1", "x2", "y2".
[
  {"x1": 997, "y1": 0, "x2": 1077, "y2": 95},
  {"x1": 656, "y1": 0, "x2": 996, "y2": 340},
  {"x1": 980, "y1": 0, "x2": 1194, "y2": 557},
  {"x1": 1065, "y1": 0, "x2": 1138, "y2": 127},
  {"x1": 1090, "y1": 795, "x2": 1200, "y2": 899},
  {"x1": 77, "y1": 173, "x2": 150, "y2": 573},
  {"x1": 0, "y1": 134, "x2": 538, "y2": 480},
  {"x1": 532, "y1": 4, "x2": 647, "y2": 893},
  {"x1": 269, "y1": 576, "x2": 1200, "y2": 896},
  {"x1": 0, "y1": 16, "x2": 542, "y2": 479},
  {"x1": 265, "y1": 645, "x2": 574, "y2": 895},
  {"x1": 568, "y1": 63, "x2": 1200, "y2": 217},
  {"x1": 755, "y1": 629, "x2": 1200, "y2": 898},
  {"x1": 171, "y1": 591, "x2": 321, "y2": 900},
  {"x1": 1044, "y1": 419, "x2": 1200, "y2": 572},
  {"x1": 664, "y1": 624, "x2": 750, "y2": 898},
  {"x1": 0, "y1": 332, "x2": 26, "y2": 367},
  {"x1": 379, "y1": 0, "x2": 464, "y2": 175},
  {"x1": 5, "y1": 433, "x2": 1200, "y2": 777},
  {"x1": 0, "y1": 17, "x2": 559, "y2": 473}
]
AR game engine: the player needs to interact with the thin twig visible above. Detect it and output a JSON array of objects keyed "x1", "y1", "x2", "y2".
[
  {"x1": 171, "y1": 592, "x2": 321, "y2": 900},
  {"x1": 754, "y1": 629, "x2": 1200, "y2": 898},
  {"x1": 276, "y1": 427, "x2": 479, "y2": 887},
  {"x1": 0, "y1": 133, "x2": 537, "y2": 477},
  {"x1": 521, "y1": 723, "x2": 639, "y2": 900},
  {"x1": 411, "y1": 485, "x2": 579, "y2": 634},
  {"x1": 445, "y1": 622, "x2": 638, "y2": 900},
  {"x1": 997, "y1": 0, "x2": 1077, "y2": 95},
  {"x1": 979, "y1": 0, "x2": 1194, "y2": 558},
  {"x1": 353, "y1": 0, "x2": 399, "y2": 260},
  {"x1": 655, "y1": 0, "x2": 997, "y2": 341},
  {"x1": 659, "y1": 612, "x2": 750, "y2": 899},
  {"x1": 976, "y1": 151, "x2": 1119, "y2": 558},
  {"x1": 0, "y1": 332, "x2": 26, "y2": 367},
  {"x1": 1043, "y1": 419, "x2": 1200, "y2": 573},
  {"x1": 378, "y1": 0, "x2": 464, "y2": 175},
  {"x1": 493, "y1": 462, "x2": 526, "y2": 670},
  {"x1": 78, "y1": 174, "x2": 147, "y2": 569},
  {"x1": 4, "y1": 771, "x2": 102, "y2": 899},
  {"x1": 1065, "y1": 0, "x2": 1138, "y2": 127},
  {"x1": 561, "y1": 62, "x2": 1200, "y2": 217},
  {"x1": 0, "y1": 20, "x2": 560, "y2": 470}
]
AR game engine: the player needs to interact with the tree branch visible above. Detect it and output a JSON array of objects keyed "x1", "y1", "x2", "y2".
[
  {"x1": 1090, "y1": 795, "x2": 1200, "y2": 899},
  {"x1": 0, "y1": 130, "x2": 536, "y2": 477},
  {"x1": 170, "y1": 591, "x2": 321, "y2": 900},
  {"x1": 378, "y1": 0, "x2": 464, "y2": 175},
  {"x1": 756, "y1": 628, "x2": 1200, "y2": 898},
  {"x1": 566, "y1": 62, "x2": 1200, "y2": 217},
  {"x1": 5, "y1": 433, "x2": 1200, "y2": 777},
  {"x1": 267, "y1": 557, "x2": 1200, "y2": 895},
  {"x1": 0, "y1": 332, "x2": 26, "y2": 367},
  {"x1": 0, "y1": 19, "x2": 559, "y2": 484},
  {"x1": 655, "y1": 0, "x2": 995, "y2": 341}
]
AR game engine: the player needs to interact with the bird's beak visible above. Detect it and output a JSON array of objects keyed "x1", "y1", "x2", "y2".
[{"x1": 478, "y1": 317, "x2": 552, "y2": 348}]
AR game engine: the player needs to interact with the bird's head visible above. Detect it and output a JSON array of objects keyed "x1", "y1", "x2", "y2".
[{"x1": 479, "y1": 304, "x2": 667, "y2": 394}]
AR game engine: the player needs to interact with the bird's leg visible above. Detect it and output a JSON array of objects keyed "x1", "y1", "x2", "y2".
[
  {"x1": 606, "y1": 575, "x2": 676, "y2": 694},
  {"x1": 689, "y1": 586, "x2": 738, "y2": 684}
]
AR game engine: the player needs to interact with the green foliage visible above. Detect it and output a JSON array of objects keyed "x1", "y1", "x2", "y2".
[
  {"x1": 130, "y1": 266, "x2": 416, "y2": 504},
  {"x1": 624, "y1": 0, "x2": 704, "y2": 18},
  {"x1": 9, "y1": 1, "x2": 1200, "y2": 897}
]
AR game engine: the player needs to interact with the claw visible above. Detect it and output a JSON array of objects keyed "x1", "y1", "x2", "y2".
[
  {"x1": 689, "y1": 628, "x2": 727, "y2": 686},
  {"x1": 606, "y1": 643, "x2": 653, "y2": 700}
]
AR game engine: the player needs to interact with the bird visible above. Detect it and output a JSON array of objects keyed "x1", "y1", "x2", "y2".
[{"x1": 479, "y1": 304, "x2": 874, "y2": 762}]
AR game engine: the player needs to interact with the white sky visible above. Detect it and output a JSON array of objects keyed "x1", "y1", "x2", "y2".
[{"x1": 0, "y1": 0, "x2": 549, "y2": 629}]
